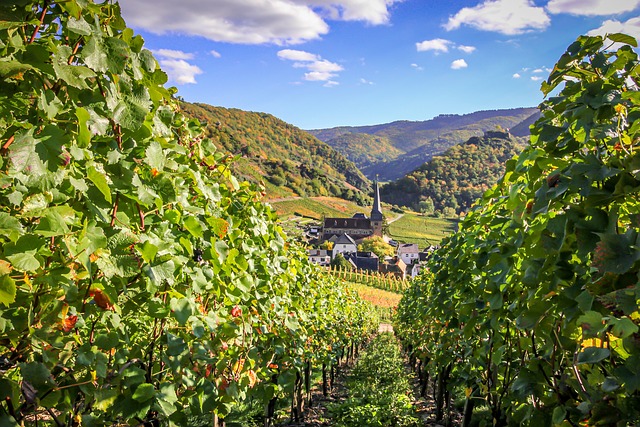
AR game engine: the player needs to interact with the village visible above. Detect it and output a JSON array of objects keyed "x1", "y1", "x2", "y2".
[{"x1": 305, "y1": 181, "x2": 436, "y2": 280}]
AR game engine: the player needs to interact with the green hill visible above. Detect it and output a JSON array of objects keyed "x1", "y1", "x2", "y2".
[
  {"x1": 380, "y1": 131, "x2": 522, "y2": 214},
  {"x1": 181, "y1": 102, "x2": 371, "y2": 204},
  {"x1": 309, "y1": 107, "x2": 537, "y2": 181}
]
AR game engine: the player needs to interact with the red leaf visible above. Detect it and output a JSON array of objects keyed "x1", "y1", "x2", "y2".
[
  {"x1": 61, "y1": 315, "x2": 78, "y2": 332},
  {"x1": 89, "y1": 288, "x2": 113, "y2": 311}
]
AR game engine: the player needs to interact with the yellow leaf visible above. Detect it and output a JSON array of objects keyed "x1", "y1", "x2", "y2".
[
  {"x1": 23, "y1": 272, "x2": 32, "y2": 289},
  {"x1": 0, "y1": 260, "x2": 12, "y2": 276},
  {"x1": 581, "y1": 337, "x2": 607, "y2": 348}
]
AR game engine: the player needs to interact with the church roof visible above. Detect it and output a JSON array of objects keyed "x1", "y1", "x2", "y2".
[
  {"x1": 371, "y1": 180, "x2": 383, "y2": 221},
  {"x1": 324, "y1": 217, "x2": 371, "y2": 229}
]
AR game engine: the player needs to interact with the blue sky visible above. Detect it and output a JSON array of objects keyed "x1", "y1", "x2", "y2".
[{"x1": 119, "y1": 0, "x2": 640, "y2": 130}]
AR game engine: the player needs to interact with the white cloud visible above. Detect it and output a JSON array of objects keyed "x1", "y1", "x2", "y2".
[
  {"x1": 411, "y1": 63, "x2": 424, "y2": 71},
  {"x1": 416, "y1": 38, "x2": 454, "y2": 53},
  {"x1": 278, "y1": 49, "x2": 320, "y2": 62},
  {"x1": 360, "y1": 78, "x2": 374, "y2": 85},
  {"x1": 210, "y1": 50, "x2": 222, "y2": 58},
  {"x1": 120, "y1": 0, "x2": 400, "y2": 45},
  {"x1": 451, "y1": 59, "x2": 468, "y2": 69},
  {"x1": 278, "y1": 49, "x2": 343, "y2": 84},
  {"x1": 513, "y1": 66, "x2": 551, "y2": 81},
  {"x1": 154, "y1": 50, "x2": 202, "y2": 84},
  {"x1": 306, "y1": 59, "x2": 344, "y2": 73},
  {"x1": 294, "y1": 0, "x2": 402, "y2": 25},
  {"x1": 159, "y1": 59, "x2": 203, "y2": 84},
  {"x1": 324, "y1": 80, "x2": 339, "y2": 87},
  {"x1": 445, "y1": 0, "x2": 550, "y2": 35},
  {"x1": 587, "y1": 17, "x2": 640, "y2": 41},
  {"x1": 416, "y1": 39, "x2": 476, "y2": 55},
  {"x1": 305, "y1": 71, "x2": 335, "y2": 81},
  {"x1": 154, "y1": 49, "x2": 194, "y2": 60},
  {"x1": 547, "y1": 0, "x2": 640, "y2": 16}
]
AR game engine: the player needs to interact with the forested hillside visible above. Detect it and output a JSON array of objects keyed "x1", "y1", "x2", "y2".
[
  {"x1": 381, "y1": 131, "x2": 522, "y2": 214},
  {"x1": 181, "y1": 103, "x2": 371, "y2": 203},
  {"x1": 310, "y1": 107, "x2": 537, "y2": 181},
  {"x1": 318, "y1": 132, "x2": 402, "y2": 170}
]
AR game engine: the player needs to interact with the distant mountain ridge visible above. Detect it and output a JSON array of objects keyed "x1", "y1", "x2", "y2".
[
  {"x1": 308, "y1": 107, "x2": 538, "y2": 181},
  {"x1": 180, "y1": 102, "x2": 371, "y2": 204}
]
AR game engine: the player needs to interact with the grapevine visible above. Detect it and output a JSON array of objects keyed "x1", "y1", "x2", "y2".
[
  {"x1": 0, "y1": 2, "x2": 377, "y2": 425},
  {"x1": 396, "y1": 33, "x2": 640, "y2": 426}
]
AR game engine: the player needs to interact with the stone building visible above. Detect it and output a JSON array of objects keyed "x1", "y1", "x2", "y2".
[{"x1": 321, "y1": 181, "x2": 384, "y2": 241}]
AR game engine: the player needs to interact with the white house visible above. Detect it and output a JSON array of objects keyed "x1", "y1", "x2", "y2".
[
  {"x1": 308, "y1": 249, "x2": 331, "y2": 266},
  {"x1": 406, "y1": 262, "x2": 421, "y2": 279},
  {"x1": 332, "y1": 234, "x2": 358, "y2": 258},
  {"x1": 398, "y1": 243, "x2": 419, "y2": 266}
]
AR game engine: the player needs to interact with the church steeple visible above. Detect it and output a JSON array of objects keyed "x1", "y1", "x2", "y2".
[{"x1": 371, "y1": 177, "x2": 383, "y2": 223}]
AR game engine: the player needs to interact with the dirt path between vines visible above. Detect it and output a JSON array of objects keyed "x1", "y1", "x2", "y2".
[{"x1": 285, "y1": 323, "x2": 463, "y2": 427}]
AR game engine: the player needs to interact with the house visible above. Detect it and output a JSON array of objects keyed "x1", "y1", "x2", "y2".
[
  {"x1": 406, "y1": 262, "x2": 421, "y2": 279},
  {"x1": 344, "y1": 251, "x2": 379, "y2": 273},
  {"x1": 398, "y1": 243, "x2": 420, "y2": 266},
  {"x1": 322, "y1": 181, "x2": 384, "y2": 241},
  {"x1": 308, "y1": 249, "x2": 331, "y2": 266},
  {"x1": 380, "y1": 256, "x2": 407, "y2": 280},
  {"x1": 332, "y1": 234, "x2": 358, "y2": 258}
]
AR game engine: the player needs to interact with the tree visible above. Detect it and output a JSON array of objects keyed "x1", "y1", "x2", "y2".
[
  {"x1": 331, "y1": 253, "x2": 352, "y2": 269},
  {"x1": 320, "y1": 240, "x2": 335, "y2": 250},
  {"x1": 418, "y1": 198, "x2": 435, "y2": 215},
  {"x1": 358, "y1": 236, "x2": 395, "y2": 259}
]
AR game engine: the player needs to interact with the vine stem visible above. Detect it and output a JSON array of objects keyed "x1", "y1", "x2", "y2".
[
  {"x1": 137, "y1": 203, "x2": 145, "y2": 231},
  {"x1": 67, "y1": 37, "x2": 84, "y2": 65},
  {"x1": 28, "y1": 2, "x2": 49, "y2": 44},
  {"x1": 110, "y1": 194, "x2": 120, "y2": 227},
  {"x1": 2, "y1": 135, "x2": 15, "y2": 151}
]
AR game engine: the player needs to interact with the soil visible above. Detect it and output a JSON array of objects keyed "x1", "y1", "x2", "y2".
[{"x1": 284, "y1": 363, "x2": 351, "y2": 427}]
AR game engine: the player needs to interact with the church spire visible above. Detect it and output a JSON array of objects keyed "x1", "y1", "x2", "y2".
[{"x1": 371, "y1": 177, "x2": 383, "y2": 221}]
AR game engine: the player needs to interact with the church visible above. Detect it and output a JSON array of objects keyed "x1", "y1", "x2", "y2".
[{"x1": 321, "y1": 181, "x2": 384, "y2": 242}]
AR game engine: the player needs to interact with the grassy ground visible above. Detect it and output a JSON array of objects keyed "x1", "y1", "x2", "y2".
[
  {"x1": 388, "y1": 212, "x2": 458, "y2": 248},
  {"x1": 349, "y1": 283, "x2": 402, "y2": 308}
]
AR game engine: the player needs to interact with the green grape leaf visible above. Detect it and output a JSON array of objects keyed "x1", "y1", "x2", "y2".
[
  {"x1": 145, "y1": 141, "x2": 165, "y2": 170},
  {"x1": 594, "y1": 231, "x2": 640, "y2": 274},
  {"x1": 577, "y1": 347, "x2": 610, "y2": 364},
  {"x1": 93, "y1": 389, "x2": 118, "y2": 411},
  {"x1": 0, "y1": 212, "x2": 23, "y2": 240},
  {"x1": 608, "y1": 317, "x2": 638, "y2": 339},
  {"x1": 170, "y1": 298, "x2": 194, "y2": 325},
  {"x1": 132, "y1": 383, "x2": 155, "y2": 403},
  {"x1": 0, "y1": 60, "x2": 34, "y2": 78},
  {"x1": 19, "y1": 362, "x2": 55, "y2": 389},
  {"x1": 607, "y1": 33, "x2": 638, "y2": 47},
  {"x1": 82, "y1": 36, "x2": 130, "y2": 74},
  {"x1": 67, "y1": 16, "x2": 93, "y2": 36},
  {"x1": 53, "y1": 45, "x2": 94, "y2": 89},
  {"x1": 87, "y1": 165, "x2": 112, "y2": 203},
  {"x1": 183, "y1": 216, "x2": 203, "y2": 238},
  {"x1": 0, "y1": 276, "x2": 16, "y2": 307},
  {"x1": 113, "y1": 85, "x2": 152, "y2": 130}
]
